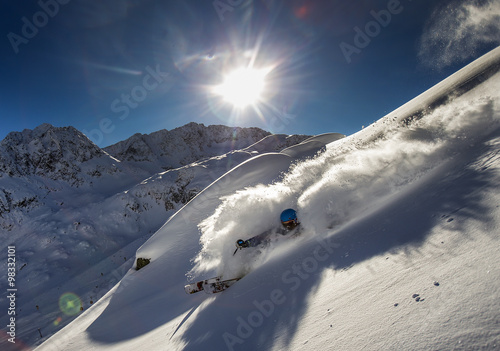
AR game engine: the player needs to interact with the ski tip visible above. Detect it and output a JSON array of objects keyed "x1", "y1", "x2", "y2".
[{"x1": 184, "y1": 282, "x2": 204, "y2": 294}]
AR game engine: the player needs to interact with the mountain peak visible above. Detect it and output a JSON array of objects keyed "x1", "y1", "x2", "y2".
[
  {"x1": 0, "y1": 124, "x2": 107, "y2": 181},
  {"x1": 32, "y1": 122, "x2": 55, "y2": 134},
  {"x1": 103, "y1": 122, "x2": 272, "y2": 171}
]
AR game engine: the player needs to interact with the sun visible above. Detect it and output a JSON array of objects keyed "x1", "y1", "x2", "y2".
[{"x1": 214, "y1": 67, "x2": 268, "y2": 108}]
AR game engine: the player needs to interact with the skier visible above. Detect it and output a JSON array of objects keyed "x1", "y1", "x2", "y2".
[
  {"x1": 185, "y1": 209, "x2": 301, "y2": 294},
  {"x1": 234, "y1": 208, "x2": 300, "y2": 253}
]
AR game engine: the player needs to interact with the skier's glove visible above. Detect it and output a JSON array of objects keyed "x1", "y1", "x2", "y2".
[{"x1": 236, "y1": 239, "x2": 249, "y2": 249}]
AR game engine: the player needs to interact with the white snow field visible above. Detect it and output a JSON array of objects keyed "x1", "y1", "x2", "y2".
[{"x1": 35, "y1": 47, "x2": 500, "y2": 351}]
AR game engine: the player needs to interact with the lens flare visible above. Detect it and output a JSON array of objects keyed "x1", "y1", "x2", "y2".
[
  {"x1": 59, "y1": 293, "x2": 82, "y2": 316},
  {"x1": 53, "y1": 316, "x2": 63, "y2": 326}
]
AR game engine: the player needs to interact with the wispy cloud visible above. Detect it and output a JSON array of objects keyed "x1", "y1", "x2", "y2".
[{"x1": 418, "y1": 0, "x2": 500, "y2": 69}]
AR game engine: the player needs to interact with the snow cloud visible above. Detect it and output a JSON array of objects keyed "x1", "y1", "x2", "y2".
[{"x1": 418, "y1": 0, "x2": 500, "y2": 69}]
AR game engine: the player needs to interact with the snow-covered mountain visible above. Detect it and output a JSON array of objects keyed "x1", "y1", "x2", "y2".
[
  {"x1": 103, "y1": 122, "x2": 309, "y2": 174},
  {"x1": 0, "y1": 122, "x2": 315, "y2": 350},
  {"x1": 0, "y1": 123, "x2": 134, "y2": 232},
  {"x1": 26, "y1": 46, "x2": 500, "y2": 351},
  {"x1": 0, "y1": 123, "x2": 114, "y2": 181},
  {"x1": 0, "y1": 122, "x2": 308, "y2": 230}
]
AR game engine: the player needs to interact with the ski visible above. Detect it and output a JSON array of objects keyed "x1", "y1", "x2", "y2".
[
  {"x1": 184, "y1": 276, "x2": 242, "y2": 294},
  {"x1": 203, "y1": 277, "x2": 242, "y2": 294},
  {"x1": 184, "y1": 280, "x2": 207, "y2": 294}
]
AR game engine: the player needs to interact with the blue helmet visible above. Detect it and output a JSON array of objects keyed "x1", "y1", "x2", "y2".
[
  {"x1": 280, "y1": 208, "x2": 297, "y2": 222},
  {"x1": 280, "y1": 209, "x2": 298, "y2": 229}
]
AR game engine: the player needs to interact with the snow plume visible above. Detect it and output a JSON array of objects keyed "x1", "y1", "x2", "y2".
[
  {"x1": 189, "y1": 182, "x2": 298, "y2": 279},
  {"x1": 418, "y1": 0, "x2": 500, "y2": 70},
  {"x1": 299, "y1": 109, "x2": 489, "y2": 232},
  {"x1": 190, "y1": 85, "x2": 499, "y2": 280}
]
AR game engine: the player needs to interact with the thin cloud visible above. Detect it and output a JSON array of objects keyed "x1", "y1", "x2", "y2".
[{"x1": 418, "y1": 0, "x2": 500, "y2": 69}]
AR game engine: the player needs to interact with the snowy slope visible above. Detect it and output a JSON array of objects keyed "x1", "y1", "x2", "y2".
[
  {"x1": 0, "y1": 123, "x2": 311, "y2": 350},
  {"x1": 31, "y1": 47, "x2": 500, "y2": 350}
]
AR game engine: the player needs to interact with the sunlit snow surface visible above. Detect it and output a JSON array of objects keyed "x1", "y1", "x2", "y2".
[{"x1": 34, "y1": 47, "x2": 500, "y2": 351}]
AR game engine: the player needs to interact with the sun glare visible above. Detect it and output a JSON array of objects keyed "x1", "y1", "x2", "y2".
[{"x1": 214, "y1": 67, "x2": 268, "y2": 108}]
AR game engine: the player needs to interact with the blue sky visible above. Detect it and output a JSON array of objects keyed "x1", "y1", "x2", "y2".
[{"x1": 1, "y1": 0, "x2": 499, "y2": 147}]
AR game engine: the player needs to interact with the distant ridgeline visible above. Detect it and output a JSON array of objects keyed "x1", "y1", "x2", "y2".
[{"x1": 0, "y1": 122, "x2": 310, "y2": 231}]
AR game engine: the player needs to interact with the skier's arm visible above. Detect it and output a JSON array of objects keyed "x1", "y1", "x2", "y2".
[{"x1": 235, "y1": 230, "x2": 271, "y2": 249}]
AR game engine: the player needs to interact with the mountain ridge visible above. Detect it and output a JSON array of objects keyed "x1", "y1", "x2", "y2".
[
  {"x1": 0, "y1": 122, "x2": 311, "y2": 231},
  {"x1": 102, "y1": 122, "x2": 311, "y2": 173}
]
